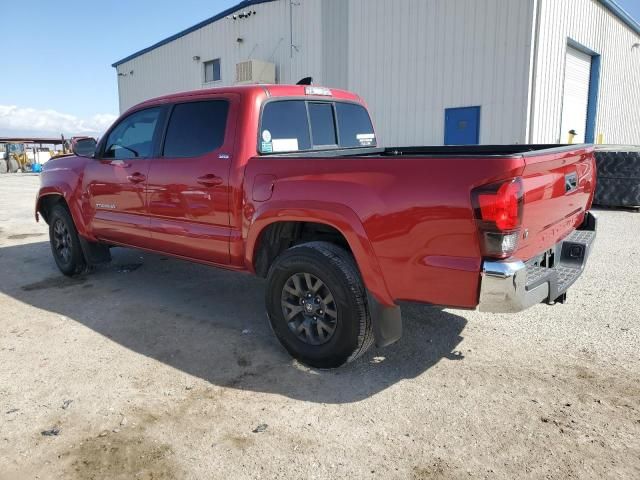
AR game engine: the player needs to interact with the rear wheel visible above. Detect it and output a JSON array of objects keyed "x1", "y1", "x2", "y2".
[
  {"x1": 48, "y1": 204, "x2": 86, "y2": 276},
  {"x1": 265, "y1": 241, "x2": 374, "y2": 368},
  {"x1": 0, "y1": 159, "x2": 7, "y2": 174}
]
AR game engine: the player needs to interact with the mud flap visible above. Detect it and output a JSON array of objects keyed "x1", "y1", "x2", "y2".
[
  {"x1": 79, "y1": 237, "x2": 111, "y2": 265},
  {"x1": 367, "y1": 290, "x2": 402, "y2": 347}
]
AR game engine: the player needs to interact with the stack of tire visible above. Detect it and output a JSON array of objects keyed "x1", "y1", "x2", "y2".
[
  {"x1": 594, "y1": 146, "x2": 640, "y2": 208},
  {"x1": 0, "y1": 156, "x2": 20, "y2": 174}
]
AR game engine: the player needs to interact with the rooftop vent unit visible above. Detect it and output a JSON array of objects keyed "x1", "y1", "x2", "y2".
[{"x1": 235, "y1": 59, "x2": 276, "y2": 84}]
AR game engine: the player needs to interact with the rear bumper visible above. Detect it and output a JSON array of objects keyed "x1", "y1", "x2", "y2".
[{"x1": 478, "y1": 211, "x2": 597, "y2": 313}]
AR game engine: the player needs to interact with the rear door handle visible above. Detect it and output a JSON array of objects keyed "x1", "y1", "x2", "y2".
[
  {"x1": 197, "y1": 174, "x2": 223, "y2": 187},
  {"x1": 127, "y1": 172, "x2": 146, "y2": 184}
]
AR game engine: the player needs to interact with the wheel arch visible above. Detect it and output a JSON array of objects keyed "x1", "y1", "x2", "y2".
[
  {"x1": 35, "y1": 186, "x2": 91, "y2": 239},
  {"x1": 245, "y1": 202, "x2": 394, "y2": 307}
]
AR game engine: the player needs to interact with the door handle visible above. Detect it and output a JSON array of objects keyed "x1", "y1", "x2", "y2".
[
  {"x1": 197, "y1": 174, "x2": 223, "y2": 187},
  {"x1": 127, "y1": 172, "x2": 146, "y2": 184}
]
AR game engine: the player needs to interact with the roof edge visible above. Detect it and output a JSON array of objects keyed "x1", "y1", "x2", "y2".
[
  {"x1": 112, "y1": 0, "x2": 278, "y2": 68},
  {"x1": 599, "y1": 0, "x2": 640, "y2": 36}
]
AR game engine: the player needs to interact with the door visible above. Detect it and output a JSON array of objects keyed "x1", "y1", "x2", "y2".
[
  {"x1": 444, "y1": 106, "x2": 481, "y2": 145},
  {"x1": 84, "y1": 106, "x2": 164, "y2": 246},
  {"x1": 145, "y1": 96, "x2": 237, "y2": 264},
  {"x1": 560, "y1": 46, "x2": 592, "y2": 144}
]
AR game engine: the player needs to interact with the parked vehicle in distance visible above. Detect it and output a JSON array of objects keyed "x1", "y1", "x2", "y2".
[{"x1": 36, "y1": 84, "x2": 597, "y2": 368}]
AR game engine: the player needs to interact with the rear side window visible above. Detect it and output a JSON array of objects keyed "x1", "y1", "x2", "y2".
[
  {"x1": 163, "y1": 100, "x2": 229, "y2": 158},
  {"x1": 259, "y1": 100, "x2": 375, "y2": 154}
]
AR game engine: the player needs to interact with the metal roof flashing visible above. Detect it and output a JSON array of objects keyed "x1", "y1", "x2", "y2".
[{"x1": 599, "y1": 0, "x2": 640, "y2": 36}]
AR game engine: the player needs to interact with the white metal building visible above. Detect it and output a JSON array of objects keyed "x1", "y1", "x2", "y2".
[{"x1": 113, "y1": 0, "x2": 640, "y2": 146}]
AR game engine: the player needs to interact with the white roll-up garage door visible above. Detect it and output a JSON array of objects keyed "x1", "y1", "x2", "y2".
[{"x1": 560, "y1": 46, "x2": 592, "y2": 144}]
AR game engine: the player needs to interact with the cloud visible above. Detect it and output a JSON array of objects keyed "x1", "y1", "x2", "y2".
[{"x1": 0, "y1": 105, "x2": 117, "y2": 138}]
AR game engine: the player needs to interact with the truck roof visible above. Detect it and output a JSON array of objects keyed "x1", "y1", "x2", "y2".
[{"x1": 131, "y1": 84, "x2": 363, "y2": 113}]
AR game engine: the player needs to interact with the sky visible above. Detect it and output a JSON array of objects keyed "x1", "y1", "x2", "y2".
[
  {"x1": 1, "y1": 0, "x2": 639, "y2": 138},
  {"x1": 0, "y1": 0, "x2": 239, "y2": 137}
]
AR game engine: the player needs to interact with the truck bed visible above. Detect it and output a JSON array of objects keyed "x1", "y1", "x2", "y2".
[
  {"x1": 264, "y1": 144, "x2": 580, "y2": 159},
  {"x1": 246, "y1": 143, "x2": 596, "y2": 307}
]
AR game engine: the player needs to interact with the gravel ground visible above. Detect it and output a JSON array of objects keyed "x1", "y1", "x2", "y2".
[{"x1": 0, "y1": 174, "x2": 639, "y2": 480}]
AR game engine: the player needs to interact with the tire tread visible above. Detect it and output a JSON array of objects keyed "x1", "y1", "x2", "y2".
[
  {"x1": 267, "y1": 241, "x2": 374, "y2": 367},
  {"x1": 292, "y1": 242, "x2": 374, "y2": 363}
]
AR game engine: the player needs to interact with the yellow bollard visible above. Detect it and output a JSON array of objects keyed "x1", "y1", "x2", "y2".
[
  {"x1": 596, "y1": 133, "x2": 604, "y2": 144},
  {"x1": 567, "y1": 130, "x2": 576, "y2": 144}
]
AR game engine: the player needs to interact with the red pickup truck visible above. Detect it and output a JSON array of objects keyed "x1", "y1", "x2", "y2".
[{"x1": 36, "y1": 84, "x2": 597, "y2": 368}]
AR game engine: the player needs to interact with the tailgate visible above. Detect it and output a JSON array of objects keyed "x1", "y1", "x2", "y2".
[{"x1": 515, "y1": 145, "x2": 596, "y2": 261}]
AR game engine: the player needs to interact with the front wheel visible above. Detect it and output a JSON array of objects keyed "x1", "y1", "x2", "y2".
[
  {"x1": 48, "y1": 204, "x2": 87, "y2": 276},
  {"x1": 265, "y1": 242, "x2": 374, "y2": 369}
]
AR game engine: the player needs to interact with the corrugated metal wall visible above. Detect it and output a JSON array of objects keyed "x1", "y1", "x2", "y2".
[
  {"x1": 115, "y1": 0, "x2": 639, "y2": 146},
  {"x1": 345, "y1": 0, "x2": 535, "y2": 146},
  {"x1": 531, "y1": 0, "x2": 640, "y2": 144},
  {"x1": 116, "y1": 0, "x2": 325, "y2": 112},
  {"x1": 115, "y1": 0, "x2": 535, "y2": 146}
]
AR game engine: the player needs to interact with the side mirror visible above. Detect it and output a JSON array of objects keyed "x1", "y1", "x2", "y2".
[{"x1": 72, "y1": 137, "x2": 97, "y2": 157}]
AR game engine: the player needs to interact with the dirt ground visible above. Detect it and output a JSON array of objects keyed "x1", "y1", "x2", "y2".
[{"x1": 0, "y1": 173, "x2": 639, "y2": 479}]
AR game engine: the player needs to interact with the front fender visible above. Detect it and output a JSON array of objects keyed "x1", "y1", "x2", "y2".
[
  {"x1": 245, "y1": 200, "x2": 394, "y2": 307},
  {"x1": 35, "y1": 184, "x2": 91, "y2": 239}
]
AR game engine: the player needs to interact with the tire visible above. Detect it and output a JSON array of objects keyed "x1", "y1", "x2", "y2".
[
  {"x1": 595, "y1": 177, "x2": 640, "y2": 207},
  {"x1": 265, "y1": 241, "x2": 374, "y2": 369},
  {"x1": 8, "y1": 157, "x2": 19, "y2": 173},
  {"x1": 48, "y1": 204, "x2": 87, "y2": 276},
  {"x1": 595, "y1": 150, "x2": 640, "y2": 178},
  {"x1": 594, "y1": 149, "x2": 640, "y2": 207},
  {"x1": 0, "y1": 159, "x2": 7, "y2": 174}
]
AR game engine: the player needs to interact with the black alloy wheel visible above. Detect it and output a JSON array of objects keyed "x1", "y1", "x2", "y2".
[{"x1": 281, "y1": 272, "x2": 338, "y2": 346}]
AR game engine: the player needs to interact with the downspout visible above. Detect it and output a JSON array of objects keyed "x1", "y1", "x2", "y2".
[{"x1": 526, "y1": 0, "x2": 542, "y2": 143}]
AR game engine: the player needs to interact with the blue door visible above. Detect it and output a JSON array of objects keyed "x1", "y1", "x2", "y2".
[{"x1": 444, "y1": 106, "x2": 481, "y2": 145}]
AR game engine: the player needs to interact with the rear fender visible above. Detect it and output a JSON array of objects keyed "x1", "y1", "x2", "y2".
[{"x1": 245, "y1": 201, "x2": 394, "y2": 307}]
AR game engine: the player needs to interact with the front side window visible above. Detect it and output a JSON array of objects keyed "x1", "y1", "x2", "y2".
[
  {"x1": 204, "y1": 58, "x2": 221, "y2": 83},
  {"x1": 259, "y1": 100, "x2": 375, "y2": 154},
  {"x1": 163, "y1": 100, "x2": 229, "y2": 158},
  {"x1": 103, "y1": 107, "x2": 161, "y2": 159}
]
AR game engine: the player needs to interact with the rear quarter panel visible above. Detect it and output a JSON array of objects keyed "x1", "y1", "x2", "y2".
[{"x1": 244, "y1": 155, "x2": 525, "y2": 308}]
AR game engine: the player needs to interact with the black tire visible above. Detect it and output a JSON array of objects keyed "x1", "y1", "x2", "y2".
[
  {"x1": 265, "y1": 241, "x2": 374, "y2": 369},
  {"x1": 8, "y1": 157, "x2": 19, "y2": 173},
  {"x1": 594, "y1": 149, "x2": 640, "y2": 207},
  {"x1": 48, "y1": 204, "x2": 87, "y2": 276},
  {"x1": 0, "y1": 159, "x2": 7, "y2": 174}
]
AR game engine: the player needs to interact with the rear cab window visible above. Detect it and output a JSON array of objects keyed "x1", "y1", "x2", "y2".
[{"x1": 259, "y1": 99, "x2": 375, "y2": 154}]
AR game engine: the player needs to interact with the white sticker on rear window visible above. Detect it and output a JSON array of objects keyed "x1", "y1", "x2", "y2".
[
  {"x1": 272, "y1": 138, "x2": 299, "y2": 152},
  {"x1": 262, "y1": 130, "x2": 272, "y2": 143},
  {"x1": 356, "y1": 133, "x2": 375, "y2": 146}
]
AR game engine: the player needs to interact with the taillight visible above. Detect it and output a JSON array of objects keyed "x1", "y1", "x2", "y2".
[{"x1": 472, "y1": 177, "x2": 524, "y2": 259}]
